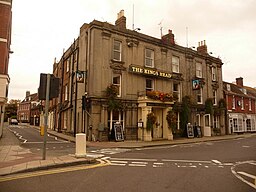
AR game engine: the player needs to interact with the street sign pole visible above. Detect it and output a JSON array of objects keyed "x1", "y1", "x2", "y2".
[{"x1": 43, "y1": 74, "x2": 51, "y2": 160}]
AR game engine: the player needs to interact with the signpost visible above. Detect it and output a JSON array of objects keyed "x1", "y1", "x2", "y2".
[{"x1": 38, "y1": 73, "x2": 60, "y2": 160}]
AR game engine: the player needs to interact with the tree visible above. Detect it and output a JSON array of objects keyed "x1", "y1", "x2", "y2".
[{"x1": 180, "y1": 96, "x2": 191, "y2": 137}]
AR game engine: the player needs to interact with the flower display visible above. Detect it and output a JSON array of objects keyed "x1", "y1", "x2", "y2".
[{"x1": 146, "y1": 91, "x2": 173, "y2": 102}]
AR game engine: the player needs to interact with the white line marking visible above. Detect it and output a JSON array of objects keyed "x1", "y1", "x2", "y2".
[
  {"x1": 111, "y1": 163, "x2": 126, "y2": 166},
  {"x1": 131, "y1": 162, "x2": 148, "y2": 165},
  {"x1": 237, "y1": 172, "x2": 256, "y2": 179},
  {"x1": 111, "y1": 161, "x2": 128, "y2": 164},
  {"x1": 162, "y1": 159, "x2": 212, "y2": 164},
  {"x1": 249, "y1": 162, "x2": 256, "y2": 166},
  {"x1": 212, "y1": 160, "x2": 222, "y2": 164},
  {"x1": 110, "y1": 158, "x2": 157, "y2": 162},
  {"x1": 153, "y1": 162, "x2": 164, "y2": 165},
  {"x1": 128, "y1": 164, "x2": 146, "y2": 167}
]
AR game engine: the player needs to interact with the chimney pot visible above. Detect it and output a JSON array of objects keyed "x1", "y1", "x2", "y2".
[{"x1": 236, "y1": 77, "x2": 243, "y2": 87}]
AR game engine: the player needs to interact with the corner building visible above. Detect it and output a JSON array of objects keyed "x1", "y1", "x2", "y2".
[
  {"x1": 53, "y1": 11, "x2": 225, "y2": 141},
  {"x1": 0, "y1": 0, "x2": 12, "y2": 137}
]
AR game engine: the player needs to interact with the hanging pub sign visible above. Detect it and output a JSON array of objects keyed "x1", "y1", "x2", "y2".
[
  {"x1": 114, "y1": 122, "x2": 124, "y2": 141},
  {"x1": 76, "y1": 71, "x2": 84, "y2": 83},
  {"x1": 192, "y1": 79, "x2": 200, "y2": 90}
]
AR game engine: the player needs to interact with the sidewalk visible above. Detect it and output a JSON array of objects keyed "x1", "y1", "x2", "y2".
[{"x1": 1, "y1": 123, "x2": 256, "y2": 177}]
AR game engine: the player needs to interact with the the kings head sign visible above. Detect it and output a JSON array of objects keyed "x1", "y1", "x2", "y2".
[{"x1": 129, "y1": 65, "x2": 172, "y2": 79}]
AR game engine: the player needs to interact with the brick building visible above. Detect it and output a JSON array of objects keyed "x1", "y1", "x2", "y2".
[
  {"x1": 0, "y1": 0, "x2": 12, "y2": 137},
  {"x1": 224, "y1": 77, "x2": 256, "y2": 133},
  {"x1": 51, "y1": 10, "x2": 225, "y2": 141}
]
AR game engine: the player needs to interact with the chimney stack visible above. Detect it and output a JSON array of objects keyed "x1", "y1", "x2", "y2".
[
  {"x1": 236, "y1": 77, "x2": 243, "y2": 87},
  {"x1": 115, "y1": 10, "x2": 126, "y2": 30},
  {"x1": 197, "y1": 40, "x2": 208, "y2": 54},
  {"x1": 161, "y1": 29, "x2": 175, "y2": 45}
]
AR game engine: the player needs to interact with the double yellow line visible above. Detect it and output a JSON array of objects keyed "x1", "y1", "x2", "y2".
[{"x1": 0, "y1": 162, "x2": 109, "y2": 182}]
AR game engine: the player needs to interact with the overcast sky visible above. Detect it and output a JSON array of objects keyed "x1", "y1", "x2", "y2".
[{"x1": 8, "y1": 0, "x2": 256, "y2": 100}]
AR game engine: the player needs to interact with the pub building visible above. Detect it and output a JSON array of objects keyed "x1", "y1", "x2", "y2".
[{"x1": 51, "y1": 10, "x2": 225, "y2": 141}]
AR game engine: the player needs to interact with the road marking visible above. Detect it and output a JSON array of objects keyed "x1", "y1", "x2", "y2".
[
  {"x1": 128, "y1": 164, "x2": 146, "y2": 167},
  {"x1": 231, "y1": 161, "x2": 256, "y2": 190},
  {"x1": 212, "y1": 160, "x2": 222, "y2": 164},
  {"x1": 24, "y1": 141, "x2": 69, "y2": 144},
  {"x1": 162, "y1": 159, "x2": 212, "y2": 164},
  {"x1": 0, "y1": 163, "x2": 108, "y2": 182},
  {"x1": 111, "y1": 160, "x2": 128, "y2": 164},
  {"x1": 237, "y1": 172, "x2": 256, "y2": 179},
  {"x1": 242, "y1": 145, "x2": 250, "y2": 148},
  {"x1": 110, "y1": 157, "x2": 157, "y2": 162}
]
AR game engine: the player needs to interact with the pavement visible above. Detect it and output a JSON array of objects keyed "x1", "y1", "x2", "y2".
[{"x1": 1, "y1": 123, "x2": 256, "y2": 177}]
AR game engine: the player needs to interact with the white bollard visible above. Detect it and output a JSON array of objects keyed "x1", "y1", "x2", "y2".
[{"x1": 75, "y1": 133, "x2": 86, "y2": 158}]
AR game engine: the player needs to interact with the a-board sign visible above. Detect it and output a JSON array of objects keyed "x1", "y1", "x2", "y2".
[
  {"x1": 114, "y1": 123, "x2": 124, "y2": 141},
  {"x1": 197, "y1": 126, "x2": 202, "y2": 138},
  {"x1": 187, "y1": 123, "x2": 194, "y2": 138}
]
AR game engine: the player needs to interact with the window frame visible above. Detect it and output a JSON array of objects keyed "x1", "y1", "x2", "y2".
[
  {"x1": 145, "y1": 48, "x2": 154, "y2": 68},
  {"x1": 113, "y1": 40, "x2": 122, "y2": 61},
  {"x1": 196, "y1": 62, "x2": 202, "y2": 78},
  {"x1": 213, "y1": 90, "x2": 217, "y2": 105},
  {"x1": 212, "y1": 66, "x2": 217, "y2": 81},
  {"x1": 197, "y1": 87, "x2": 203, "y2": 104},
  {"x1": 232, "y1": 95, "x2": 236, "y2": 109},
  {"x1": 173, "y1": 82, "x2": 181, "y2": 102},
  {"x1": 112, "y1": 74, "x2": 121, "y2": 97},
  {"x1": 172, "y1": 56, "x2": 180, "y2": 73},
  {"x1": 146, "y1": 78, "x2": 154, "y2": 92}
]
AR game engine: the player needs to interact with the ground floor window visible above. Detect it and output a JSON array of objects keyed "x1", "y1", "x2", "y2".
[
  {"x1": 246, "y1": 119, "x2": 251, "y2": 131},
  {"x1": 233, "y1": 118, "x2": 238, "y2": 132},
  {"x1": 213, "y1": 115, "x2": 219, "y2": 129},
  {"x1": 108, "y1": 110, "x2": 124, "y2": 139}
]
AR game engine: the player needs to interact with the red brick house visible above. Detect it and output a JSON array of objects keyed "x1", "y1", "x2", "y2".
[{"x1": 223, "y1": 77, "x2": 256, "y2": 133}]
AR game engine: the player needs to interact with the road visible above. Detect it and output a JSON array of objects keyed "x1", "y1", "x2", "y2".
[
  {"x1": 0, "y1": 129, "x2": 255, "y2": 192},
  {"x1": 7, "y1": 124, "x2": 76, "y2": 157}
]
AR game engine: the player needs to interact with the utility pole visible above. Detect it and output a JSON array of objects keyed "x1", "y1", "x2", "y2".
[{"x1": 43, "y1": 74, "x2": 50, "y2": 160}]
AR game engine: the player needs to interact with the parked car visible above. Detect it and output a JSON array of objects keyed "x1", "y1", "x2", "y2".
[{"x1": 10, "y1": 119, "x2": 18, "y2": 125}]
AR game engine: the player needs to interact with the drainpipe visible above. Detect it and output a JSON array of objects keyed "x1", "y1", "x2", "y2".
[{"x1": 74, "y1": 40, "x2": 78, "y2": 137}]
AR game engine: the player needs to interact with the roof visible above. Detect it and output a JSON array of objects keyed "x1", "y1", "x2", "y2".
[{"x1": 223, "y1": 81, "x2": 256, "y2": 98}]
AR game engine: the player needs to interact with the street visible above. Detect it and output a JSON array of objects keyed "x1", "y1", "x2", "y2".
[
  {"x1": 0, "y1": 127, "x2": 255, "y2": 192},
  {"x1": 7, "y1": 125, "x2": 76, "y2": 157}
]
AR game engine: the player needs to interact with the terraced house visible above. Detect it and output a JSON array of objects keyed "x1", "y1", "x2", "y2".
[
  {"x1": 224, "y1": 77, "x2": 256, "y2": 134},
  {"x1": 51, "y1": 10, "x2": 225, "y2": 141}
]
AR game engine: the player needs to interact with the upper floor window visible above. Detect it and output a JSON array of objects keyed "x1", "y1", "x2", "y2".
[
  {"x1": 213, "y1": 90, "x2": 217, "y2": 105},
  {"x1": 146, "y1": 78, "x2": 154, "y2": 92},
  {"x1": 112, "y1": 74, "x2": 121, "y2": 97},
  {"x1": 64, "y1": 85, "x2": 68, "y2": 101},
  {"x1": 232, "y1": 95, "x2": 235, "y2": 109},
  {"x1": 173, "y1": 83, "x2": 181, "y2": 102},
  {"x1": 145, "y1": 49, "x2": 154, "y2": 68},
  {"x1": 113, "y1": 40, "x2": 122, "y2": 61},
  {"x1": 241, "y1": 97, "x2": 244, "y2": 110},
  {"x1": 212, "y1": 66, "x2": 217, "y2": 81},
  {"x1": 172, "y1": 56, "x2": 179, "y2": 73},
  {"x1": 66, "y1": 58, "x2": 70, "y2": 72},
  {"x1": 249, "y1": 98, "x2": 252, "y2": 111},
  {"x1": 197, "y1": 88, "x2": 203, "y2": 104},
  {"x1": 196, "y1": 62, "x2": 202, "y2": 78}
]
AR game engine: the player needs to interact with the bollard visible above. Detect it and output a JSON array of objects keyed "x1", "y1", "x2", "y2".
[{"x1": 75, "y1": 133, "x2": 87, "y2": 158}]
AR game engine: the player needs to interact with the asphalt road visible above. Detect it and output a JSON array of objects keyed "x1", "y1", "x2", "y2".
[
  {"x1": 7, "y1": 124, "x2": 76, "y2": 157},
  {"x1": 0, "y1": 135, "x2": 255, "y2": 192}
]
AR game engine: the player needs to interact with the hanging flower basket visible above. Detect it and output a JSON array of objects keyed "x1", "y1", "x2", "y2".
[
  {"x1": 146, "y1": 91, "x2": 173, "y2": 102},
  {"x1": 146, "y1": 112, "x2": 156, "y2": 131}
]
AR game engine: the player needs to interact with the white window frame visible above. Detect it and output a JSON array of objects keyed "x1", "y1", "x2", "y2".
[
  {"x1": 65, "y1": 85, "x2": 68, "y2": 101},
  {"x1": 249, "y1": 98, "x2": 252, "y2": 111},
  {"x1": 246, "y1": 119, "x2": 251, "y2": 131},
  {"x1": 213, "y1": 90, "x2": 217, "y2": 105},
  {"x1": 173, "y1": 82, "x2": 181, "y2": 102},
  {"x1": 112, "y1": 74, "x2": 121, "y2": 97},
  {"x1": 145, "y1": 49, "x2": 154, "y2": 68},
  {"x1": 196, "y1": 62, "x2": 202, "y2": 78},
  {"x1": 212, "y1": 66, "x2": 217, "y2": 81},
  {"x1": 213, "y1": 115, "x2": 219, "y2": 129},
  {"x1": 172, "y1": 56, "x2": 179, "y2": 73},
  {"x1": 241, "y1": 97, "x2": 244, "y2": 110},
  {"x1": 113, "y1": 40, "x2": 122, "y2": 61},
  {"x1": 232, "y1": 95, "x2": 236, "y2": 109},
  {"x1": 197, "y1": 88, "x2": 203, "y2": 104},
  {"x1": 146, "y1": 78, "x2": 154, "y2": 92},
  {"x1": 66, "y1": 58, "x2": 70, "y2": 72}
]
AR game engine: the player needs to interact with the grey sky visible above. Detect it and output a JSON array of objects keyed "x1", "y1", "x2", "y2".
[{"x1": 8, "y1": 0, "x2": 256, "y2": 100}]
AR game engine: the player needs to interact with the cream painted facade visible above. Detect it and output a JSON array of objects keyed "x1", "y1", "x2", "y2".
[{"x1": 53, "y1": 12, "x2": 225, "y2": 141}]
